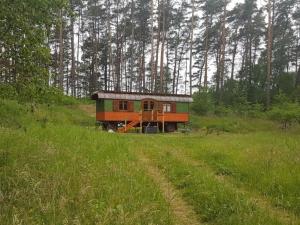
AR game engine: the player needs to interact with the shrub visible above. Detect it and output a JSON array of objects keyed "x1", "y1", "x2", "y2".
[
  {"x1": 268, "y1": 103, "x2": 300, "y2": 129},
  {"x1": 0, "y1": 84, "x2": 18, "y2": 100},
  {"x1": 191, "y1": 91, "x2": 215, "y2": 115},
  {"x1": 0, "y1": 83, "x2": 79, "y2": 105},
  {"x1": 214, "y1": 105, "x2": 232, "y2": 116}
]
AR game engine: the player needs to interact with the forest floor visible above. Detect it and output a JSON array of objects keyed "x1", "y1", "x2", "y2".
[{"x1": 0, "y1": 100, "x2": 300, "y2": 225}]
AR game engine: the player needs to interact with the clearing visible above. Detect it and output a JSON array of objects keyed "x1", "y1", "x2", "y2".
[{"x1": 0, "y1": 100, "x2": 299, "y2": 225}]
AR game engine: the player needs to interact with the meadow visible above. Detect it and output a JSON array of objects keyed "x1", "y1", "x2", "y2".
[{"x1": 0, "y1": 99, "x2": 299, "y2": 225}]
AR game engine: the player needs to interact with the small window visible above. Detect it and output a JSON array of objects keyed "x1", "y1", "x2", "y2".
[
  {"x1": 119, "y1": 101, "x2": 128, "y2": 111},
  {"x1": 150, "y1": 101, "x2": 154, "y2": 110},
  {"x1": 143, "y1": 101, "x2": 155, "y2": 111},
  {"x1": 143, "y1": 101, "x2": 149, "y2": 111},
  {"x1": 163, "y1": 103, "x2": 172, "y2": 113}
]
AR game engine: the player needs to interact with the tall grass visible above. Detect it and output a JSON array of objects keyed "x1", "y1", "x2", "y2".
[
  {"x1": 1, "y1": 99, "x2": 299, "y2": 224},
  {"x1": 0, "y1": 100, "x2": 173, "y2": 224},
  {"x1": 129, "y1": 129, "x2": 300, "y2": 220}
]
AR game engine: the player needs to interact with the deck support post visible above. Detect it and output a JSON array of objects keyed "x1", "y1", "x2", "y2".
[
  {"x1": 140, "y1": 111, "x2": 142, "y2": 133},
  {"x1": 162, "y1": 110, "x2": 165, "y2": 133}
]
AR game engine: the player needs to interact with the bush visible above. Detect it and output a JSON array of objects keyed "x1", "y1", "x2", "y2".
[
  {"x1": 268, "y1": 103, "x2": 300, "y2": 129},
  {"x1": 0, "y1": 84, "x2": 18, "y2": 100},
  {"x1": 191, "y1": 91, "x2": 215, "y2": 115},
  {"x1": 214, "y1": 105, "x2": 232, "y2": 116},
  {"x1": 0, "y1": 83, "x2": 80, "y2": 105}
]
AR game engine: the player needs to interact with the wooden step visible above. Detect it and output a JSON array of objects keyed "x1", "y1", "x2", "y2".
[{"x1": 118, "y1": 120, "x2": 140, "y2": 133}]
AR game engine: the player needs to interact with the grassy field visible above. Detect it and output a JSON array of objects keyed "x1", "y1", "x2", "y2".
[{"x1": 0, "y1": 99, "x2": 300, "y2": 225}]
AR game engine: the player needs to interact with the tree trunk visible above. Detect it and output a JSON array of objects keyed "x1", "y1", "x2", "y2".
[
  {"x1": 115, "y1": 0, "x2": 121, "y2": 92},
  {"x1": 130, "y1": 0, "x2": 135, "y2": 92},
  {"x1": 150, "y1": 0, "x2": 155, "y2": 92},
  {"x1": 204, "y1": 14, "x2": 209, "y2": 89},
  {"x1": 59, "y1": 9, "x2": 64, "y2": 91},
  {"x1": 219, "y1": 0, "x2": 227, "y2": 103},
  {"x1": 266, "y1": 0, "x2": 273, "y2": 109},
  {"x1": 107, "y1": 0, "x2": 113, "y2": 91},
  {"x1": 70, "y1": 15, "x2": 76, "y2": 97},
  {"x1": 172, "y1": 39, "x2": 178, "y2": 94},
  {"x1": 189, "y1": 0, "x2": 195, "y2": 96},
  {"x1": 142, "y1": 42, "x2": 146, "y2": 92},
  {"x1": 155, "y1": 0, "x2": 161, "y2": 93},
  {"x1": 76, "y1": 7, "x2": 81, "y2": 96},
  {"x1": 159, "y1": 0, "x2": 166, "y2": 93},
  {"x1": 231, "y1": 28, "x2": 238, "y2": 80}
]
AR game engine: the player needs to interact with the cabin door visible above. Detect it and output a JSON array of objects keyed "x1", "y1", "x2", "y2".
[{"x1": 141, "y1": 99, "x2": 158, "y2": 121}]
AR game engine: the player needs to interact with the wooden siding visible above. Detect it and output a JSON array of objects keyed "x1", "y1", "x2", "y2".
[
  {"x1": 96, "y1": 100, "x2": 104, "y2": 112},
  {"x1": 97, "y1": 112, "x2": 140, "y2": 121},
  {"x1": 96, "y1": 112, "x2": 189, "y2": 123},
  {"x1": 104, "y1": 99, "x2": 113, "y2": 112},
  {"x1": 176, "y1": 102, "x2": 189, "y2": 113},
  {"x1": 134, "y1": 101, "x2": 140, "y2": 112}
]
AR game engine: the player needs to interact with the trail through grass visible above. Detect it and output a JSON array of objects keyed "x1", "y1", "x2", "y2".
[{"x1": 136, "y1": 151, "x2": 202, "y2": 225}]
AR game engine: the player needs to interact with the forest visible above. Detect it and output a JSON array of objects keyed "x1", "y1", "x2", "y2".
[{"x1": 1, "y1": 0, "x2": 300, "y2": 111}]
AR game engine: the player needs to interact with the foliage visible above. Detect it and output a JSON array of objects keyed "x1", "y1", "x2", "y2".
[
  {"x1": 268, "y1": 103, "x2": 300, "y2": 129},
  {"x1": 191, "y1": 90, "x2": 215, "y2": 115},
  {"x1": 0, "y1": 83, "x2": 80, "y2": 105},
  {"x1": 0, "y1": 0, "x2": 66, "y2": 86},
  {"x1": 190, "y1": 115, "x2": 276, "y2": 133}
]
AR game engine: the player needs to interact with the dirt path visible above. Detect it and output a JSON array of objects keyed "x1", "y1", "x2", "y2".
[
  {"x1": 136, "y1": 152, "x2": 202, "y2": 225},
  {"x1": 170, "y1": 150, "x2": 300, "y2": 225}
]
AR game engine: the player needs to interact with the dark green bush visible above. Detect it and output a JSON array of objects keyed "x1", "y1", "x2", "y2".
[
  {"x1": 268, "y1": 103, "x2": 300, "y2": 129},
  {"x1": 191, "y1": 91, "x2": 215, "y2": 115}
]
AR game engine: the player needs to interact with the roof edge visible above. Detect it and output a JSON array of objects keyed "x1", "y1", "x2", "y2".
[{"x1": 91, "y1": 91, "x2": 193, "y2": 103}]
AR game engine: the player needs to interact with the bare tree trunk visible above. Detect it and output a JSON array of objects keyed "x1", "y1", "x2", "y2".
[
  {"x1": 130, "y1": 0, "x2": 135, "y2": 92},
  {"x1": 204, "y1": 14, "x2": 209, "y2": 89},
  {"x1": 142, "y1": 42, "x2": 146, "y2": 92},
  {"x1": 219, "y1": 0, "x2": 227, "y2": 102},
  {"x1": 70, "y1": 15, "x2": 76, "y2": 97},
  {"x1": 189, "y1": 0, "x2": 195, "y2": 96},
  {"x1": 115, "y1": 0, "x2": 121, "y2": 92},
  {"x1": 159, "y1": 0, "x2": 166, "y2": 93},
  {"x1": 76, "y1": 8, "x2": 81, "y2": 96},
  {"x1": 155, "y1": 0, "x2": 161, "y2": 93},
  {"x1": 231, "y1": 28, "x2": 238, "y2": 80},
  {"x1": 172, "y1": 39, "x2": 178, "y2": 94},
  {"x1": 66, "y1": 62, "x2": 70, "y2": 95},
  {"x1": 185, "y1": 55, "x2": 188, "y2": 94},
  {"x1": 59, "y1": 9, "x2": 64, "y2": 91},
  {"x1": 150, "y1": 0, "x2": 155, "y2": 92},
  {"x1": 266, "y1": 0, "x2": 273, "y2": 109},
  {"x1": 176, "y1": 44, "x2": 185, "y2": 94},
  {"x1": 107, "y1": 0, "x2": 113, "y2": 91},
  {"x1": 198, "y1": 61, "x2": 205, "y2": 90}
]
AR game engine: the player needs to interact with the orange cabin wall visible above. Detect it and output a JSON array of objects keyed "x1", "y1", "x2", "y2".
[{"x1": 96, "y1": 112, "x2": 189, "y2": 123}]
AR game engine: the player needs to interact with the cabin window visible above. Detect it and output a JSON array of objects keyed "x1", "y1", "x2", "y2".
[
  {"x1": 143, "y1": 101, "x2": 155, "y2": 111},
  {"x1": 163, "y1": 103, "x2": 172, "y2": 113},
  {"x1": 119, "y1": 101, "x2": 128, "y2": 111}
]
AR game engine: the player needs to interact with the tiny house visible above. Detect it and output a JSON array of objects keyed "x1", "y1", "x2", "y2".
[{"x1": 92, "y1": 91, "x2": 193, "y2": 133}]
